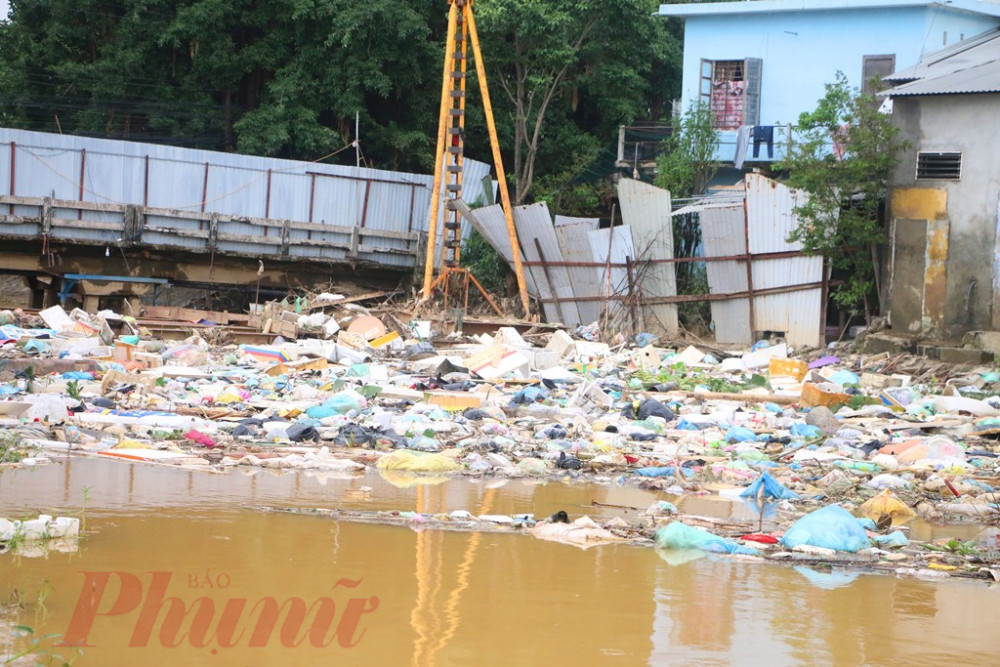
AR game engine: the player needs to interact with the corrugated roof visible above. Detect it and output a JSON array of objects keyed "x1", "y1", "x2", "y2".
[
  {"x1": 659, "y1": 0, "x2": 1000, "y2": 18},
  {"x1": 885, "y1": 28, "x2": 1000, "y2": 95}
]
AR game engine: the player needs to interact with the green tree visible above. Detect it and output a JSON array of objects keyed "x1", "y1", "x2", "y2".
[
  {"x1": 781, "y1": 71, "x2": 906, "y2": 322},
  {"x1": 474, "y1": 0, "x2": 674, "y2": 205},
  {"x1": 232, "y1": 0, "x2": 442, "y2": 168},
  {"x1": 653, "y1": 100, "x2": 718, "y2": 329},
  {"x1": 653, "y1": 100, "x2": 719, "y2": 199},
  {"x1": 0, "y1": 0, "x2": 682, "y2": 185},
  {"x1": 0, "y1": 0, "x2": 443, "y2": 167}
]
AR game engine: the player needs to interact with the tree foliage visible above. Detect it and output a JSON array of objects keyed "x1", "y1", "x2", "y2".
[
  {"x1": 475, "y1": 0, "x2": 676, "y2": 204},
  {"x1": 653, "y1": 100, "x2": 719, "y2": 199},
  {"x1": 0, "y1": 0, "x2": 678, "y2": 192},
  {"x1": 780, "y1": 71, "x2": 907, "y2": 321},
  {"x1": 652, "y1": 100, "x2": 718, "y2": 330}
]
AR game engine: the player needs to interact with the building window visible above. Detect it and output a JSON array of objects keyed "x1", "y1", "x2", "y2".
[
  {"x1": 862, "y1": 54, "x2": 895, "y2": 96},
  {"x1": 916, "y1": 152, "x2": 962, "y2": 180},
  {"x1": 698, "y1": 58, "x2": 762, "y2": 130}
]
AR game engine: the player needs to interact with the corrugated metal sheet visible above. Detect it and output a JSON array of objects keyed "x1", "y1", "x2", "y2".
[
  {"x1": 617, "y1": 179, "x2": 679, "y2": 335},
  {"x1": 0, "y1": 128, "x2": 490, "y2": 269},
  {"x1": 588, "y1": 225, "x2": 635, "y2": 324},
  {"x1": 554, "y1": 216, "x2": 602, "y2": 325},
  {"x1": 700, "y1": 175, "x2": 823, "y2": 346},
  {"x1": 699, "y1": 204, "x2": 752, "y2": 344},
  {"x1": 886, "y1": 27, "x2": 1000, "y2": 82},
  {"x1": 745, "y1": 174, "x2": 823, "y2": 347},
  {"x1": 513, "y1": 202, "x2": 580, "y2": 326},
  {"x1": 659, "y1": 0, "x2": 1000, "y2": 18},
  {"x1": 887, "y1": 59, "x2": 1000, "y2": 95},
  {"x1": 467, "y1": 204, "x2": 538, "y2": 295}
]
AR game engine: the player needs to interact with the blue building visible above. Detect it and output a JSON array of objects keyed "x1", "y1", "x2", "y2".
[{"x1": 658, "y1": 0, "x2": 1000, "y2": 165}]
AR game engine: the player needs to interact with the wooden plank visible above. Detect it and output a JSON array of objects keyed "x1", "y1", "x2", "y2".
[{"x1": 142, "y1": 305, "x2": 250, "y2": 325}]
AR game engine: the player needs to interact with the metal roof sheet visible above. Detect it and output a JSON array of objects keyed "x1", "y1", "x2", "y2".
[
  {"x1": 885, "y1": 29, "x2": 1000, "y2": 94},
  {"x1": 658, "y1": 0, "x2": 1000, "y2": 18}
]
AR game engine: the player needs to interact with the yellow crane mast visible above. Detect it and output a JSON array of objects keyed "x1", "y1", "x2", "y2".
[{"x1": 420, "y1": 0, "x2": 530, "y2": 318}]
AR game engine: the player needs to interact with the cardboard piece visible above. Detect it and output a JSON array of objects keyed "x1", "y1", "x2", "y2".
[
  {"x1": 672, "y1": 345, "x2": 704, "y2": 366},
  {"x1": 39, "y1": 305, "x2": 73, "y2": 331},
  {"x1": 742, "y1": 343, "x2": 788, "y2": 370},
  {"x1": 462, "y1": 344, "x2": 529, "y2": 380},
  {"x1": 426, "y1": 391, "x2": 483, "y2": 411},
  {"x1": 264, "y1": 357, "x2": 330, "y2": 377},
  {"x1": 346, "y1": 315, "x2": 387, "y2": 341},
  {"x1": 0, "y1": 402, "x2": 31, "y2": 417},
  {"x1": 101, "y1": 369, "x2": 159, "y2": 394}
]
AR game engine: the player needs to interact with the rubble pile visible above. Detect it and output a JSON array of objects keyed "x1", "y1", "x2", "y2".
[{"x1": 3, "y1": 301, "x2": 1000, "y2": 578}]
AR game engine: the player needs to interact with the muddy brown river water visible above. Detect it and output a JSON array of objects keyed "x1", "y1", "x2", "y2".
[{"x1": 2, "y1": 458, "x2": 999, "y2": 666}]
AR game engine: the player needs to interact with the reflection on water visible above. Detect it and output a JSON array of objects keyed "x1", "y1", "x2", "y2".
[{"x1": 0, "y1": 459, "x2": 999, "y2": 665}]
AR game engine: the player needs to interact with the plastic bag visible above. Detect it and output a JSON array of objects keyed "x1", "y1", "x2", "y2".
[
  {"x1": 894, "y1": 436, "x2": 966, "y2": 465},
  {"x1": 872, "y1": 531, "x2": 910, "y2": 548},
  {"x1": 306, "y1": 391, "x2": 367, "y2": 419},
  {"x1": 517, "y1": 457, "x2": 549, "y2": 476},
  {"x1": 790, "y1": 423, "x2": 822, "y2": 439},
  {"x1": 622, "y1": 398, "x2": 675, "y2": 421},
  {"x1": 375, "y1": 450, "x2": 462, "y2": 473},
  {"x1": 780, "y1": 505, "x2": 870, "y2": 553},
  {"x1": 655, "y1": 522, "x2": 759, "y2": 555},
  {"x1": 184, "y1": 429, "x2": 217, "y2": 448},
  {"x1": 858, "y1": 489, "x2": 916, "y2": 525},
  {"x1": 865, "y1": 473, "x2": 911, "y2": 491},
  {"x1": 511, "y1": 386, "x2": 548, "y2": 404},
  {"x1": 286, "y1": 423, "x2": 319, "y2": 442},
  {"x1": 725, "y1": 426, "x2": 757, "y2": 443},
  {"x1": 332, "y1": 424, "x2": 379, "y2": 447},
  {"x1": 740, "y1": 471, "x2": 799, "y2": 500}
]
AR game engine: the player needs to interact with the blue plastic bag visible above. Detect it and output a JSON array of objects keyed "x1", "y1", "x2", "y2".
[
  {"x1": 511, "y1": 386, "x2": 547, "y2": 404},
  {"x1": 872, "y1": 531, "x2": 909, "y2": 548},
  {"x1": 62, "y1": 371, "x2": 94, "y2": 380},
  {"x1": 635, "y1": 466, "x2": 694, "y2": 479},
  {"x1": 655, "y1": 522, "x2": 759, "y2": 555},
  {"x1": 790, "y1": 423, "x2": 822, "y2": 439},
  {"x1": 725, "y1": 426, "x2": 757, "y2": 443},
  {"x1": 780, "y1": 505, "x2": 870, "y2": 553},
  {"x1": 740, "y1": 471, "x2": 799, "y2": 500}
]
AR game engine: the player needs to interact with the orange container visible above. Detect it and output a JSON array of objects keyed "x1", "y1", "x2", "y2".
[
  {"x1": 768, "y1": 358, "x2": 808, "y2": 381},
  {"x1": 800, "y1": 382, "x2": 852, "y2": 407}
]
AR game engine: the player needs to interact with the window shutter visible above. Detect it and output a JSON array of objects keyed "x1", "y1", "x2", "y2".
[
  {"x1": 862, "y1": 55, "x2": 895, "y2": 95},
  {"x1": 744, "y1": 58, "x2": 762, "y2": 126},
  {"x1": 699, "y1": 59, "x2": 714, "y2": 107}
]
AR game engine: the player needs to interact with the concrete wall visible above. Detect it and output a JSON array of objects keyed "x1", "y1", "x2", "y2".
[
  {"x1": 673, "y1": 6, "x2": 999, "y2": 161},
  {"x1": 889, "y1": 93, "x2": 1000, "y2": 335}
]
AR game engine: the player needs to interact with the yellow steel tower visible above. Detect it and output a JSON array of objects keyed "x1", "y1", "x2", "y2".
[{"x1": 420, "y1": 0, "x2": 530, "y2": 318}]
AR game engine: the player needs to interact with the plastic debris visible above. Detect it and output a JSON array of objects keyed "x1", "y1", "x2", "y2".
[{"x1": 781, "y1": 505, "x2": 871, "y2": 553}]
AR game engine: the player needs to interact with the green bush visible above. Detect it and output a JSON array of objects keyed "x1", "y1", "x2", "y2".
[{"x1": 461, "y1": 229, "x2": 510, "y2": 295}]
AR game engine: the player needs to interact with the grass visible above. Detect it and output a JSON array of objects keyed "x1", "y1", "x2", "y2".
[
  {"x1": 633, "y1": 362, "x2": 771, "y2": 394},
  {"x1": 1, "y1": 582, "x2": 83, "y2": 665},
  {"x1": 0, "y1": 433, "x2": 24, "y2": 465}
]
